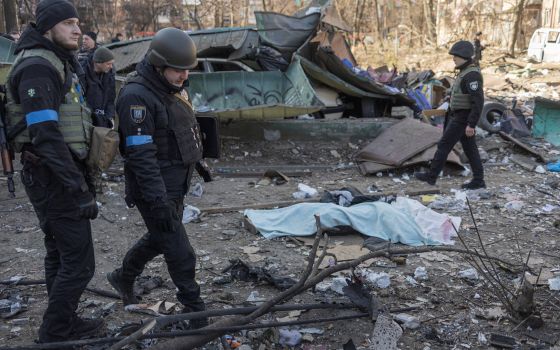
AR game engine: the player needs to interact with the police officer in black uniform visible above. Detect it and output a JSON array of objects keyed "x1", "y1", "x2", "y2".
[
  {"x1": 107, "y1": 28, "x2": 207, "y2": 328},
  {"x1": 5, "y1": 0, "x2": 101, "y2": 342},
  {"x1": 415, "y1": 40, "x2": 486, "y2": 190}
]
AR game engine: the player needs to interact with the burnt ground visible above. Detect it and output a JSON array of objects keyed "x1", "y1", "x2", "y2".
[{"x1": 1, "y1": 133, "x2": 560, "y2": 350}]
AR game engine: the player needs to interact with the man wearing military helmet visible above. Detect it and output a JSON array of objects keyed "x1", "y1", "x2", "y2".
[
  {"x1": 107, "y1": 28, "x2": 208, "y2": 328},
  {"x1": 415, "y1": 40, "x2": 486, "y2": 190}
]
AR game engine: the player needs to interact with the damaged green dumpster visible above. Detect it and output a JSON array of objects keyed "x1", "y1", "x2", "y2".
[{"x1": 188, "y1": 59, "x2": 324, "y2": 120}]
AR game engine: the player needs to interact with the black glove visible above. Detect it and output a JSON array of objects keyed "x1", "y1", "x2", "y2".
[
  {"x1": 152, "y1": 203, "x2": 177, "y2": 233},
  {"x1": 76, "y1": 190, "x2": 99, "y2": 220}
]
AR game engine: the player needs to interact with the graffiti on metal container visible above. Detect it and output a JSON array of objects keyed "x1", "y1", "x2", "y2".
[{"x1": 245, "y1": 84, "x2": 283, "y2": 106}]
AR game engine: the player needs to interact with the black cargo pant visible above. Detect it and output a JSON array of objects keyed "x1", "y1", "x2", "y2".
[
  {"x1": 429, "y1": 116, "x2": 484, "y2": 180},
  {"x1": 118, "y1": 165, "x2": 204, "y2": 311},
  {"x1": 21, "y1": 159, "x2": 95, "y2": 342}
]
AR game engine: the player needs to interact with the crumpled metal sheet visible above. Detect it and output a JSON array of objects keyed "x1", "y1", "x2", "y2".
[
  {"x1": 255, "y1": 11, "x2": 321, "y2": 54},
  {"x1": 187, "y1": 60, "x2": 323, "y2": 120},
  {"x1": 295, "y1": 55, "x2": 391, "y2": 100},
  {"x1": 315, "y1": 47, "x2": 414, "y2": 106}
]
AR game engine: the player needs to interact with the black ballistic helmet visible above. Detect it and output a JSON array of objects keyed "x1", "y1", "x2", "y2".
[
  {"x1": 448, "y1": 40, "x2": 474, "y2": 60},
  {"x1": 147, "y1": 28, "x2": 197, "y2": 70}
]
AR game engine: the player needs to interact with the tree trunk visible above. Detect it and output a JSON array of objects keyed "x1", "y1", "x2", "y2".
[
  {"x1": 373, "y1": 0, "x2": 382, "y2": 42},
  {"x1": 508, "y1": 0, "x2": 525, "y2": 56},
  {"x1": 4, "y1": 0, "x2": 18, "y2": 32},
  {"x1": 351, "y1": 0, "x2": 361, "y2": 46}
]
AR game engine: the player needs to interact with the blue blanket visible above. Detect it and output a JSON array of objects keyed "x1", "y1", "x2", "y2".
[{"x1": 244, "y1": 202, "x2": 444, "y2": 246}]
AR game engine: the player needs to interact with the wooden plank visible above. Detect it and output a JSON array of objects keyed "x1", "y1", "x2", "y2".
[
  {"x1": 498, "y1": 131, "x2": 547, "y2": 163},
  {"x1": 200, "y1": 188, "x2": 441, "y2": 214}
]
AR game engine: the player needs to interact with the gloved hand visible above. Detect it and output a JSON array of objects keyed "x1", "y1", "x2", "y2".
[
  {"x1": 152, "y1": 203, "x2": 176, "y2": 233},
  {"x1": 76, "y1": 190, "x2": 99, "y2": 219}
]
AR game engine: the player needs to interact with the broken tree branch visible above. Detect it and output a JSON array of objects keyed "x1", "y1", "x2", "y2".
[
  {"x1": 140, "y1": 216, "x2": 327, "y2": 350},
  {"x1": 0, "y1": 279, "x2": 120, "y2": 300}
]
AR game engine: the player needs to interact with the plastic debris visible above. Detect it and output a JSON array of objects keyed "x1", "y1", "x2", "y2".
[
  {"x1": 548, "y1": 277, "x2": 560, "y2": 291},
  {"x1": 330, "y1": 277, "x2": 349, "y2": 295},
  {"x1": 292, "y1": 183, "x2": 319, "y2": 199},
  {"x1": 534, "y1": 165, "x2": 546, "y2": 174},
  {"x1": 478, "y1": 332, "x2": 488, "y2": 345},
  {"x1": 189, "y1": 182, "x2": 204, "y2": 197},
  {"x1": 458, "y1": 268, "x2": 479, "y2": 280},
  {"x1": 279, "y1": 328, "x2": 302, "y2": 347},
  {"x1": 505, "y1": 200, "x2": 524, "y2": 211},
  {"x1": 362, "y1": 271, "x2": 391, "y2": 289},
  {"x1": 414, "y1": 266, "x2": 428, "y2": 280},
  {"x1": 0, "y1": 299, "x2": 24, "y2": 319},
  {"x1": 182, "y1": 205, "x2": 201, "y2": 224},
  {"x1": 547, "y1": 160, "x2": 560, "y2": 172},
  {"x1": 246, "y1": 291, "x2": 266, "y2": 304},
  {"x1": 370, "y1": 314, "x2": 402, "y2": 350},
  {"x1": 394, "y1": 313, "x2": 420, "y2": 329},
  {"x1": 405, "y1": 276, "x2": 418, "y2": 286}
]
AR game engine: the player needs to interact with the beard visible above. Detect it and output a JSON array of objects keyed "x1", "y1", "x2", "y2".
[{"x1": 52, "y1": 32, "x2": 79, "y2": 51}]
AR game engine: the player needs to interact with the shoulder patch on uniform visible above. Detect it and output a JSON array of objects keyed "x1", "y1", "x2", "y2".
[
  {"x1": 130, "y1": 105, "x2": 146, "y2": 124},
  {"x1": 27, "y1": 88, "x2": 36, "y2": 97},
  {"x1": 469, "y1": 81, "x2": 479, "y2": 91}
]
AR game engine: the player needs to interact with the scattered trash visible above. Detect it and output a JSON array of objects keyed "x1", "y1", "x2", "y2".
[
  {"x1": 124, "y1": 301, "x2": 177, "y2": 317},
  {"x1": 0, "y1": 299, "x2": 25, "y2": 319},
  {"x1": 14, "y1": 248, "x2": 36, "y2": 254},
  {"x1": 246, "y1": 291, "x2": 266, "y2": 304},
  {"x1": 182, "y1": 205, "x2": 201, "y2": 224},
  {"x1": 189, "y1": 182, "x2": 204, "y2": 197},
  {"x1": 224, "y1": 335, "x2": 242, "y2": 349},
  {"x1": 414, "y1": 267, "x2": 428, "y2": 280},
  {"x1": 370, "y1": 313, "x2": 402, "y2": 350},
  {"x1": 547, "y1": 160, "x2": 560, "y2": 172},
  {"x1": 292, "y1": 183, "x2": 319, "y2": 199},
  {"x1": 405, "y1": 276, "x2": 418, "y2": 286},
  {"x1": 222, "y1": 259, "x2": 297, "y2": 290},
  {"x1": 541, "y1": 204, "x2": 558, "y2": 212},
  {"x1": 394, "y1": 313, "x2": 420, "y2": 329},
  {"x1": 428, "y1": 190, "x2": 466, "y2": 211},
  {"x1": 534, "y1": 165, "x2": 546, "y2": 173},
  {"x1": 261, "y1": 169, "x2": 290, "y2": 185},
  {"x1": 360, "y1": 271, "x2": 391, "y2": 289},
  {"x1": 330, "y1": 277, "x2": 349, "y2": 295},
  {"x1": 278, "y1": 328, "x2": 302, "y2": 347},
  {"x1": 478, "y1": 332, "x2": 488, "y2": 345},
  {"x1": 548, "y1": 277, "x2": 560, "y2": 291},
  {"x1": 505, "y1": 200, "x2": 524, "y2": 211},
  {"x1": 458, "y1": 268, "x2": 479, "y2": 280}
]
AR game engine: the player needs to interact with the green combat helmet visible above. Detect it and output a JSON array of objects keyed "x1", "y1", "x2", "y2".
[{"x1": 147, "y1": 27, "x2": 197, "y2": 70}]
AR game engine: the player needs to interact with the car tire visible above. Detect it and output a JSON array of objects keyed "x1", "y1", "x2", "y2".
[{"x1": 479, "y1": 101, "x2": 505, "y2": 133}]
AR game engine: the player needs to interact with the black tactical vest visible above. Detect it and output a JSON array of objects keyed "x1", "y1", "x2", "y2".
[{"x1": 128, "y1": 75, "x2": 203, "y2": 166}]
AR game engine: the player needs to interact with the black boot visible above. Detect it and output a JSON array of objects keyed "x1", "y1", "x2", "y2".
[
  {"x1": 107, "y1": 270, "x2": 139, "y2": 306},
  {"x1": 69, "y1": 317, "x2": 104, "y2": 340},
  {"x1": 461, "y1": 179, "x2": 486, "y2": 190},
  {"x1": 414, "y1": 172, "x2": 437, "y2": 185}
]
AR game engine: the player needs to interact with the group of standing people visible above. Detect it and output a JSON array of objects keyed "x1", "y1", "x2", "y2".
[{"x1": 6, "y1": 0, "x2": 206, "y2": 344}]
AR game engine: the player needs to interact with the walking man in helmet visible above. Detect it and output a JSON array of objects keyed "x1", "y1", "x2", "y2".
[
  {"x1": 107, "y1": 28, "x2": 207, "y2": 328},
  {"x1": 5, "y1": 0, "x2": 101, "y2": 342},
  {"x1": 415, "y1": 40, "x2": 486, "y2": 189}
]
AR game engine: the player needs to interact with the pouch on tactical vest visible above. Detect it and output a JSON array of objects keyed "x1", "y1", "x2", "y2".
[{"x1": 4, "y1": 48, "x2": 93, "y2": 160}]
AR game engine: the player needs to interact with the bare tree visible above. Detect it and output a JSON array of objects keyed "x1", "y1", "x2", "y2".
[
  {"x1": 509, "y1": 0, "x2": 526, "y2": 56},
  {"x1": 4, "y1": 0, "x2": 18, "y2": 32}
]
